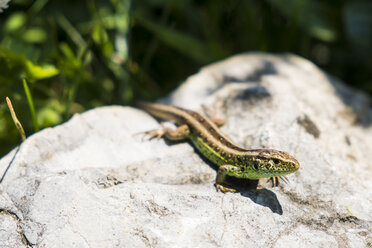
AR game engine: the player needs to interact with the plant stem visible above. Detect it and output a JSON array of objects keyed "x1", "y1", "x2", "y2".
[{"x1": 6, "y1": 97, "x2": 26, "y2": 141}]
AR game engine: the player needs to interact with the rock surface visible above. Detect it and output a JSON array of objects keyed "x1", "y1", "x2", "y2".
[{"x1": 1, "y1": 53, "x2": 371, "y2": 247}]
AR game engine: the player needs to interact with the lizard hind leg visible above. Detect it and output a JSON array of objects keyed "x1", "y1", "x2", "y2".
[
  {"x1": 145, "y1": 124, "x2": 190, "y2": 141},
  {"x1": 201, "y1": 104, "x2": 225, "y2": 127},
  {"x1": 209, "y1": 117, "x2": 225, "y2": 127}
]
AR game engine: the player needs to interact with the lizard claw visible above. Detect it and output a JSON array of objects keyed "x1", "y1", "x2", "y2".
[{"x1": 267, "y1": 176, "x2": 289, "y2": 187}]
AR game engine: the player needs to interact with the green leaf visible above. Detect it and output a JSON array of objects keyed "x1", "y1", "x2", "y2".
[
  {"x1": 25, "y1": 62, "x2": 59, "y2": 80},
  {"x1": 0, "y1": 46, "x2": 59, "y2": 81},
  {"x1": 4, "y1": 12, "x2": 26, "y2": 32},
  {"x1": 22, "y1": 28, "x2": 48, "y2": 43}
]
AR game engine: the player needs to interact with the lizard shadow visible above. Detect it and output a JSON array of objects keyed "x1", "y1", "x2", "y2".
[
  {"x1": 239, "y1": 187, "x2": 283, "y2": 215},
  {"x1": 224, "y1": 176, "x2": 283, "y2": 215}
]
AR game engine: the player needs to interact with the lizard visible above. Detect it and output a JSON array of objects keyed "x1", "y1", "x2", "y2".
[{"x1": 137, "y1": 101, "x2": 300, "y2": 192}]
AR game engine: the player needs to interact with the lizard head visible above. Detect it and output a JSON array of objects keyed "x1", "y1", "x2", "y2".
[{"x1": 242, "y1": 149, "x2": 300, "y2": 179}]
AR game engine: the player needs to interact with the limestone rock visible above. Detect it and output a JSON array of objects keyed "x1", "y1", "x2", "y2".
[{"x1": 0, "y1": 53, "x2": 371, "y2": 247}]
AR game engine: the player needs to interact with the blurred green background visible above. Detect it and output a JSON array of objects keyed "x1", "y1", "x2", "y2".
[{"x1": 0, "y1": 0, "x2": 371, "y2": 157}]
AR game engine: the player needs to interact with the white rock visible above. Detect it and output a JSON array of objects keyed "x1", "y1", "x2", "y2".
[{"x1": 0, "y1": 53, "x2": 371, "y2": 247}]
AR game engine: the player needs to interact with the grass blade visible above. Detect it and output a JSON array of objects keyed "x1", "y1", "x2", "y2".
[{"x1": 23, "y1": 79, "x2": 39, "y2": 132}]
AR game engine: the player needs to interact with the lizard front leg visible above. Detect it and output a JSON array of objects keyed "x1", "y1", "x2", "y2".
[{"x1": 215, "y1": 164, "x2": 240, "y2": 193}]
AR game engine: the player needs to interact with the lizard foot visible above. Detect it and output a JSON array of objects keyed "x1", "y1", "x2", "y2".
[
  {"x1": 144, "y1": 129, "x2": 166, "y2": 140},
  {"x1": 141, "y1": 123, "x2": 167, "y2": 140},
  {"x1": 215, "y1": 183, "x2": 237, "y2": 193}
]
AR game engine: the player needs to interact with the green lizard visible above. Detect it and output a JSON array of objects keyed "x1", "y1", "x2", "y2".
[{"x1": 138, "y1": 101, "x2": 300, "y2": 192}]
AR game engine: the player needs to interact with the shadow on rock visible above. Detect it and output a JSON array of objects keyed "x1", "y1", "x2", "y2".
[
  {"x1": 240, "y1": 188, "x2": 283, "y2": 215},
  {"x1": 222, "y1": 176, "x2": 283, "y2": 215}
]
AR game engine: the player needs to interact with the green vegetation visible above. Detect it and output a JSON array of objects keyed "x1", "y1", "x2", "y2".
[{"x1": 0, "y1": 0, "x2": 371, "y2": 157}]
